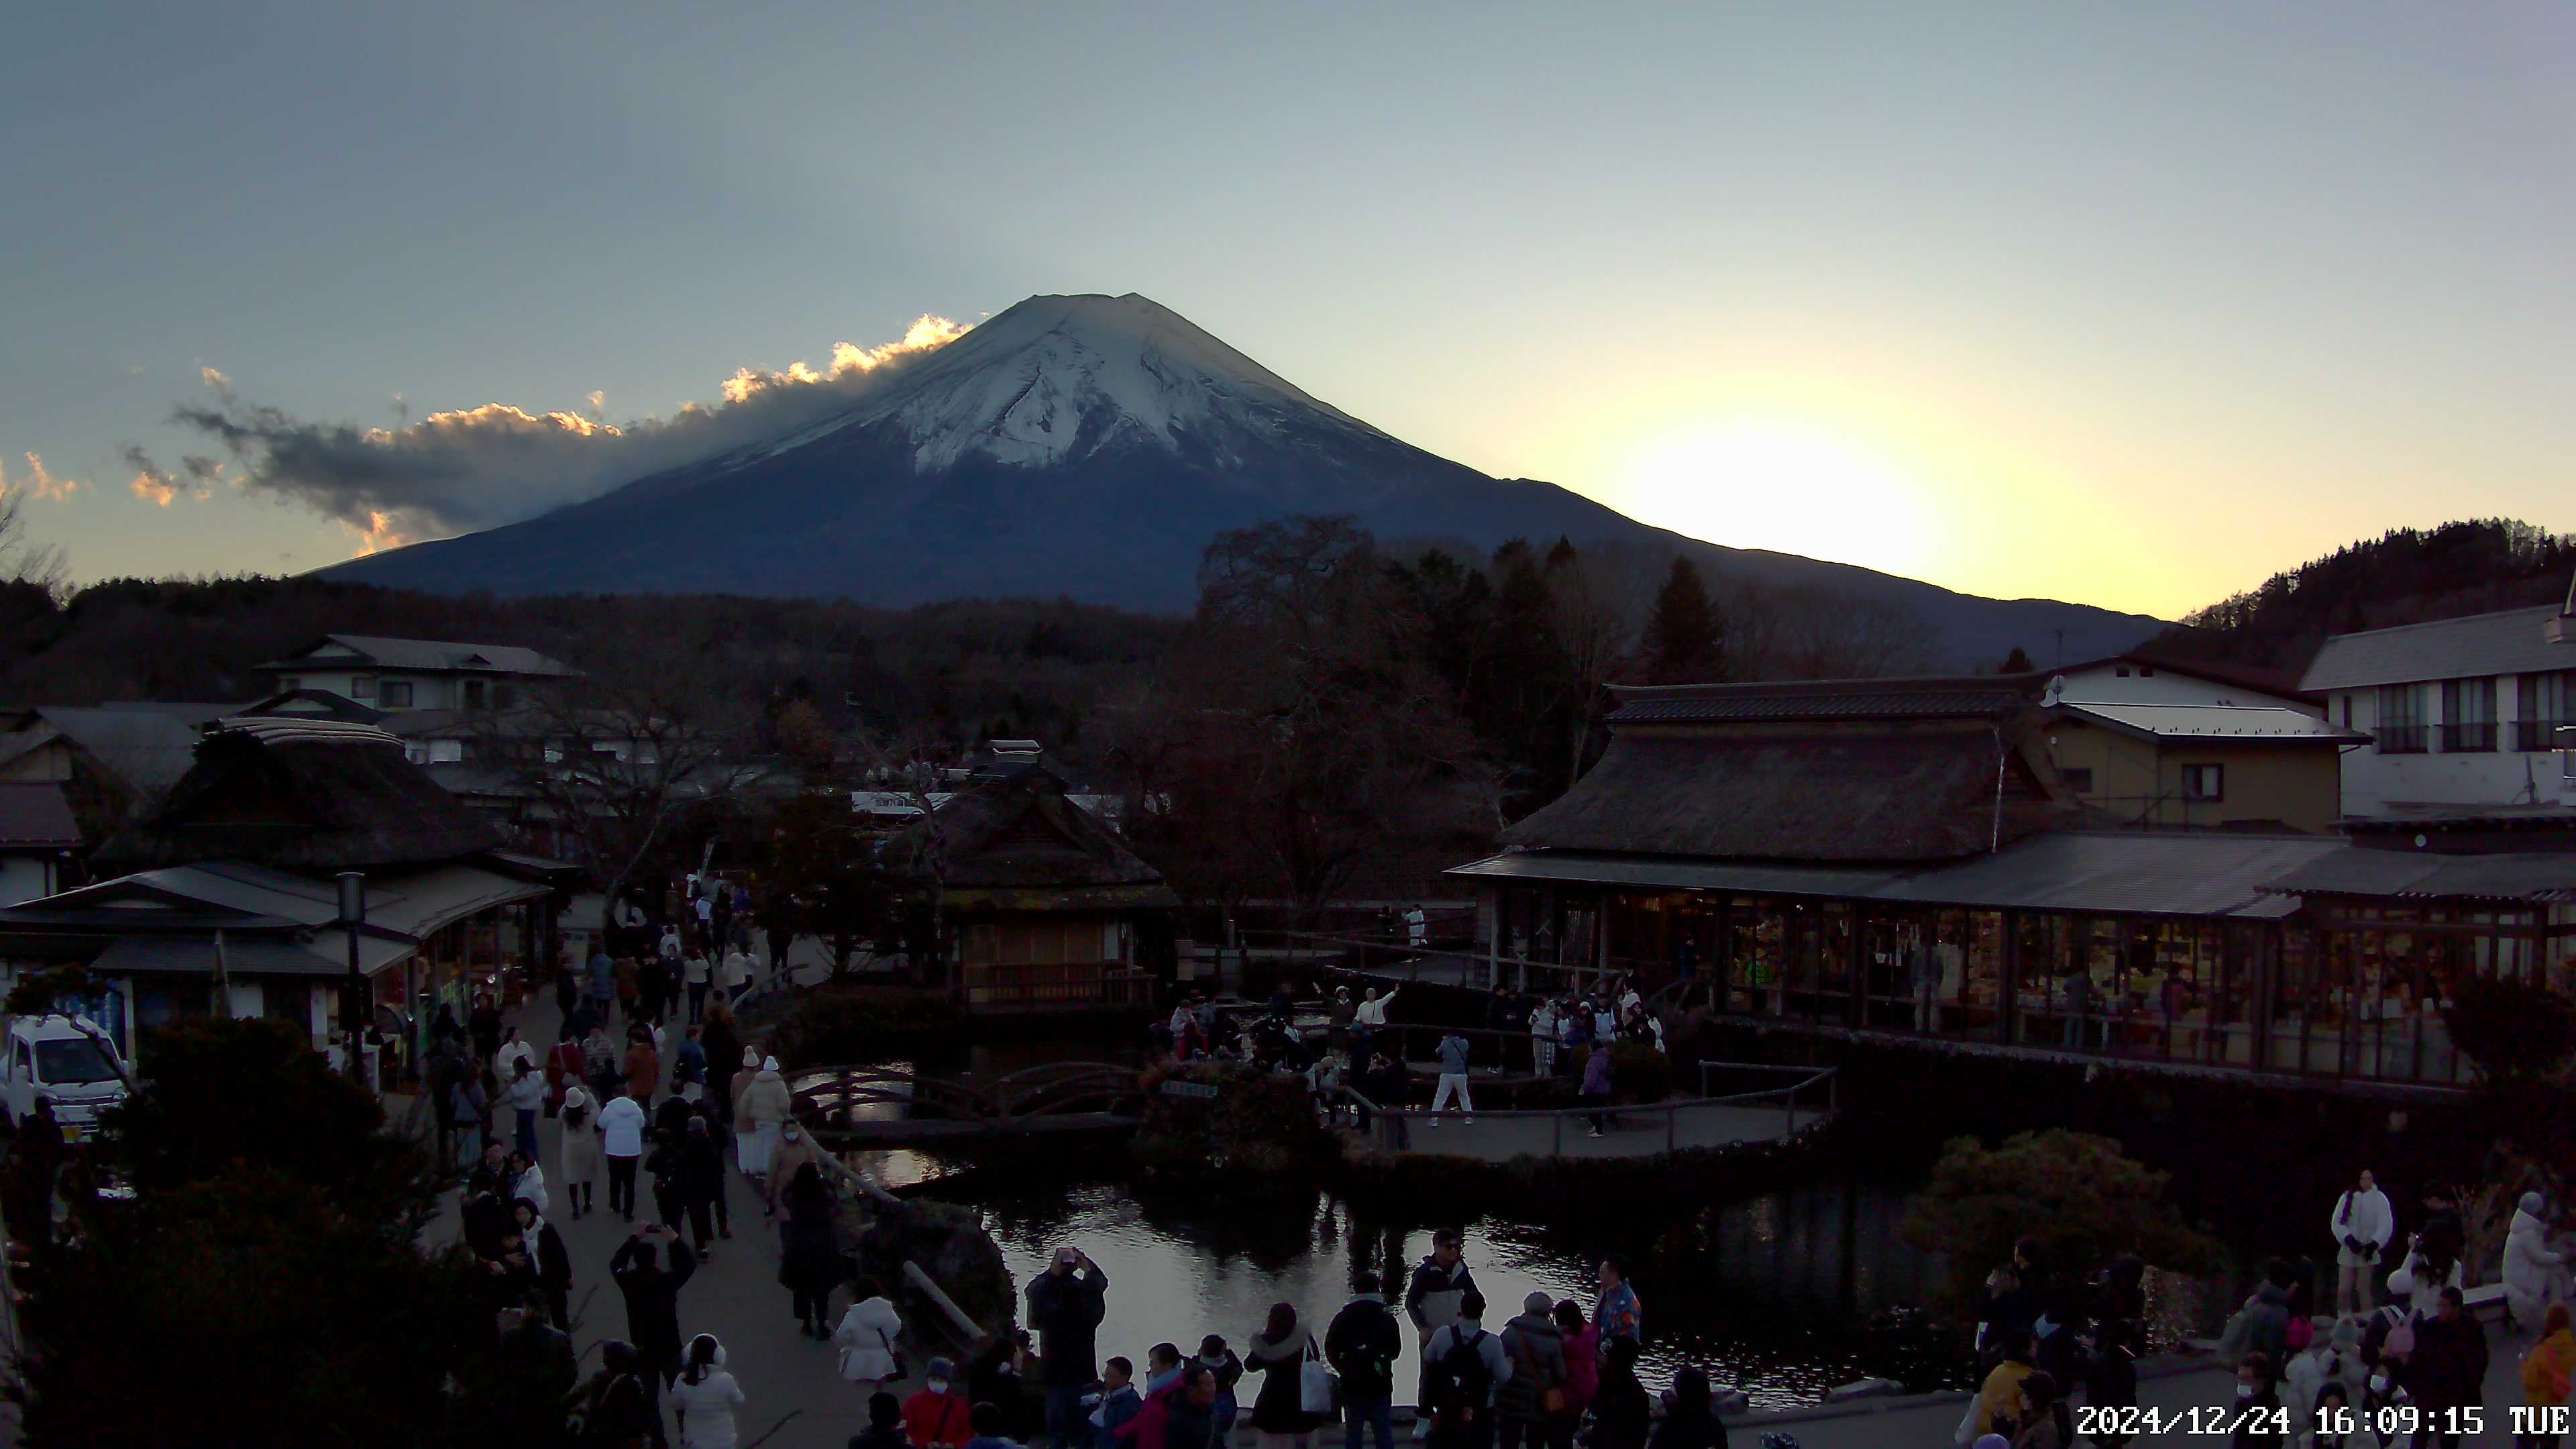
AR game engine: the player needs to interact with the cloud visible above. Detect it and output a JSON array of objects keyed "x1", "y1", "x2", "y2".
[
  {"x1": 7, "y1": 453, "x2": 84, "y2": 502},
  {"x1": 120, "y1": 445, "x2": 224, "y2": 507},
  {"x1": 158, "y1": 313, "x2": 968, "y2": 553}
]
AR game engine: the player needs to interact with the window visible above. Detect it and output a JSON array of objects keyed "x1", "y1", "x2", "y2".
[
  {"x1": 2059, "y1": 766, "x2": 2095, "y2": 794},
  {"x1": 2520, "y1": 671, "x2": 2576, "y2": 751},
  {"x1": 377, "y1": 680, "x2": 415, "y2": 708},
  {"x1": 276, "y1": 676, "x2": 299, "y2": 693},
  {"x1": 348, "y1": 675, "x2": 375, "y2": 700},
  {"x1": 2339, "y1": 694, "x2": 2352, "y2": 729},
  {"x1": 2442, "y1": 677, "x2": 2496, "y2": 752},
  {"x1": 34, "y1": 1037, "x2": 119, "y2": 1085},
  {"x1": 2181, "y1": 764, "x2": 2224, "y2": 801},
  {"x1": 428, "y1": 739, "x2": 464, "y2": 764},
  {"x1": 2375, "y1": 683, "x2": 2428, "y2": 753},
  {"x1": 462, "y1": 680, "x2": 488, "y2": 710},
  {"x1": 493, "y1": 684, "x2": 517, "y2": 710}
]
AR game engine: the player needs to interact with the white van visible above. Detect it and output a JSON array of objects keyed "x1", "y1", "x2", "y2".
[{"x1": 3, "y1": 1015, "x2": 131, "y2": 1143}]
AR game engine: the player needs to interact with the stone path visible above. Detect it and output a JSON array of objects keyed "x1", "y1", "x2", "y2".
[{"x1": 443, "y1": 986, "x2": 919, "y2": 1449}]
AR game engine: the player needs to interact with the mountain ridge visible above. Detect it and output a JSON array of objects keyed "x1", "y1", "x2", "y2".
[{"x1": 322, "y1": 292, "x2": 2164, "y2": 667}]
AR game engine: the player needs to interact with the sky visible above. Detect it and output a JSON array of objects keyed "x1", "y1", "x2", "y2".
[{"x1": 4, "y1": 3, "x2": 2570, "y2": 620}]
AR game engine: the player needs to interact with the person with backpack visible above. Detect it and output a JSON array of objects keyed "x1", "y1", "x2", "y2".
[
  {"x1": 1493, "y1": 1291, "x2": 1566, "y2": 1449},
  {"x1": 572, "y1": 1338, "x2": 658, "y2": 1449},
  {"x1": 1326, "y1": 1277, "x2": 1403, "y2": 1449},
  {"x1": 1421, "y1": 1290, "x2": 1512, "y2": 1449},
  {"x1": 1407, "y1": 1230, "x2": 1480, "y2": 1431}
]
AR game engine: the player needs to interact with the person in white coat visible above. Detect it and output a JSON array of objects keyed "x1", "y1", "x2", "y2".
[
  {"x1": 672, "y1": 1332, "x2": 747, "y2": 1449},
  {"x1": 2504, "y1": 1191, "x2": 2567, "y2": 1330},
  {"x1": 833, "y1": 1281, "x2": 906, "y2": 1393},
  {"x1": 2330, "y1": 1170, "x2": 2396, "y2": 1316}
]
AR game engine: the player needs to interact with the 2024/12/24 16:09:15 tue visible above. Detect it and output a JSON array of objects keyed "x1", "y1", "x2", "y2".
[{"x1": 2076, "y1": 1404, "x2": 2498, "y2": 1438}]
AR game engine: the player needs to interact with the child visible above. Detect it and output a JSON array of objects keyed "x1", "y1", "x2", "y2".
[
  {"x1": 1195, "y1": 1336, "x2": 1242, "y2": 1437},
  {"x1": 1088, "y1": 1356, "x2": 1144, "y2": 1448}
]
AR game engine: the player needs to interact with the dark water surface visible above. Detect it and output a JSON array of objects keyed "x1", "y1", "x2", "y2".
[{"x1": 828, "y1": 1042, "x2": 1966, "y2": 1410}]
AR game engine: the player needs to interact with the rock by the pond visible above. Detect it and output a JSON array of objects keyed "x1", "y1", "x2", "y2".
[{"x1": 1823, "y1": 1378, "x2": 1902, "y2": 1403}]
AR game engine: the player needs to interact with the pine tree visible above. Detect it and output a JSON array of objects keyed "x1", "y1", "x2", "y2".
[{"x1": 1642, "y1": 556, "x2": 1724, "y2": 684}]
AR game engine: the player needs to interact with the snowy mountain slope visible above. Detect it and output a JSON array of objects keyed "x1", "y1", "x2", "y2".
[{"x1": 323, "y1": 292, "x2": 2164, "y2": 665}]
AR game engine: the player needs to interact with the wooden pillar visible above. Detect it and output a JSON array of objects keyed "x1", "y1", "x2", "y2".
[{"x1": 2000, "y1": 909, "x2": 2022, "y2": 1044}]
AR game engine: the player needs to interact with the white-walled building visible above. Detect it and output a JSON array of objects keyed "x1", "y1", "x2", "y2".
[
  {"x1": 255, "y1": 635, "x2": 570, "y2": 714},
  {"x1": 2299, "y1": 602, "x2": 2576, "y2": 820}
]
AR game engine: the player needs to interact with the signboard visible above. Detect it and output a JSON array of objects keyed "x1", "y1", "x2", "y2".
[{"x1": 1159, "y1": 1079, "x2": 1220, "y2": 1101}]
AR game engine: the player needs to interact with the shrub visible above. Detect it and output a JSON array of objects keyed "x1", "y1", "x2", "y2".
[
  {"x1": 1132, "y1": 1060, "x2": 1328, "y2": 1176},
  {"x1": 2444, "y1": 975, "x2": 2576, "y2": 1084},
  {"x1": 1898, "y1": 1128, "x2": 2221, "y2": 1309}
]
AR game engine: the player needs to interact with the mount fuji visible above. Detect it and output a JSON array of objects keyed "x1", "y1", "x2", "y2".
[{"x1": 322, "y1": 292, "x2": 2162, "y2": 663}]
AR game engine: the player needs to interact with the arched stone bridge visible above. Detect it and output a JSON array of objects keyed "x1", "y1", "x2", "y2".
[{"x1": 788, "y1": 1062, "x2": 1147, "y2": 1146}]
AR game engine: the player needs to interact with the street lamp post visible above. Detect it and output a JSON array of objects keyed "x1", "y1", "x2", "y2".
[{"x1": 336, "y1": 871, "x2": 368, "y2": 1086}]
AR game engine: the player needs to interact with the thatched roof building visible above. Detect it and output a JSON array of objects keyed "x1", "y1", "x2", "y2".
[
  {"x1": 1506, "y1": 675, "x2": 2070, "y2": 864},
  {"x1": 93, "y1": 717, "x2": 502, "y2": 873}
]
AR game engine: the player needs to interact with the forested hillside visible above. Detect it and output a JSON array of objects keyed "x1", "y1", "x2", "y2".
[{"x1": 2150, "y1": 519, "x2": 2574, "y2": 672}]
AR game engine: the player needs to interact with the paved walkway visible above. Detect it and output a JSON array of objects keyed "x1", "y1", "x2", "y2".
[{"x1": 438, "y1": 987, "x2": 916, "y2": 1449}]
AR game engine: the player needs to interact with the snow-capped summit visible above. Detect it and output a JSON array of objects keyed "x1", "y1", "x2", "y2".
[
  {"x1": 323, "y1": 291, "x2": 2165, "y2": 665},
  {"x1": 750, "y1": 292, "x2": 1383, "y2": 473}
]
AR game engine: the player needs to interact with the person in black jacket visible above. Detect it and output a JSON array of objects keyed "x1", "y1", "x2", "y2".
[
  {"x1": 495, "y1": 1295, "x2": 578, "y2": 1445},
  {"x1": 514, "y1": 1197, "x2": 574, "y2": 1332},
  {"x1": 675, "y1": 1116, "x2": 723, "y2": 1259},
  {"x1": 646, "y1": 1126, "x2": 685, "y2": 1238},
  {"x1": 1326, "y1": 1284, "x2": 1403, "y2": 1449},
  {"x1": 574, "y1": 1338, "x2": 657, "y2": 1449},
  {"x1": 612, "y1": 1225, "x2": 700, "y2": 1447},
  {"x1": 2084, "y1": 1320, "x2": 2141, "y2": 1449},
  {"x1": 2404, "y1": 1287, "x2": 2486, "y2": 1444},
  {"x1": 1646, "y1": 1366, "x2": 1724, "y2": 1449},
  {"x1": 1028, "y1": 1246, "x2": 1110, "y2": 1448},
  {"x1": 1589, "y1": 1336, "x2": 1651, "y2": 1449},
  {"x1": 779, "y1": 1162, "x2": 843, "y2": 1338},
  {"x1": 460, "y1": 1167, "x2": 510, "y2": 1262}
]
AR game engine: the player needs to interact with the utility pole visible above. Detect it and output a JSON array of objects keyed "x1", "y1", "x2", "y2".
[{"x1": 337, "y1": 871, "x2": 368, "y2": 1087}]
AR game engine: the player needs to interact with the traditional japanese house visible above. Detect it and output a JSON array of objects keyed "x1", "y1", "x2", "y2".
[
  {"x1": 933, "y1": 763, "x2": 1177, "y2": 1013},
  {"x1": 0, "y1": 716, "x2": 577, "y2": 1067},
  {"x1": 1448, "y1": 675, "x2": 2576, "y2": 1092}
]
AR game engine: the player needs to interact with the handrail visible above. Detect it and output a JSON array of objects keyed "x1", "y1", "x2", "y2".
[
  {"x1": 1359, "y1": 1069, "x2": 1836, "y2": 1122},
  {"x1": 1243, "y1": 928, "x2": 1629, "y2": 981}
]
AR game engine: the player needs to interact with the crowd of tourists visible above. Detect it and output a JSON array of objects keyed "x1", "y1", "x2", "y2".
[
  {"x1": 1950, "y1": 1167, "x2": 2576, "y2": 1449},
  {"x1": 885, "y1": 1228, "x2": 1721, "y2": 1449},
  {"x1": 1146, "y1": 975, "x2": 1667, "y2": 1138}
]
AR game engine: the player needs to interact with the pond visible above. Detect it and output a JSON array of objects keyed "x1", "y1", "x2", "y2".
[{"x1": 825, "y1": 1043, "x2": 1968, "y2": 1410}]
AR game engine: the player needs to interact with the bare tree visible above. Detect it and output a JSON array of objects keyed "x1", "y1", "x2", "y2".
[
  {"x1": 0, "y1": 488, "x2": 68, "y2": 599},
  {"x1": 476, "y1": 627, "x2": 762, "y2": 912}
]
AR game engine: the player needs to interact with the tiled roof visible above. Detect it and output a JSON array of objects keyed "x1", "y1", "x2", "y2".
[
  {"x1": 2259, "y1": 849, "x2": 2576, "y2": 904},
  {"x1": 1607, "y1": 674, "x2": 2038, "y2": 725},
  {"x1": 2059, "y1": 702, "x2": 2368, "y2": 743},
  {"x1": 2300, "y1": 606, "x2": 2576, "y2": 692},
  {"x1": 260, "y1": 634, "x2": 570, "y2": 677},
  {"x1": 1452, "y1": 830, "x2": 2345, "y2": 920}
]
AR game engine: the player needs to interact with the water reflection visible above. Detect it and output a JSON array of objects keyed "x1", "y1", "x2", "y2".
[
  {"x1": 849, "y1": 1166, "x2": 1957, "y2": 1409},
  {"x1": 828, "y1": 1055, "x2": 1962, "y2": 1409}
]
